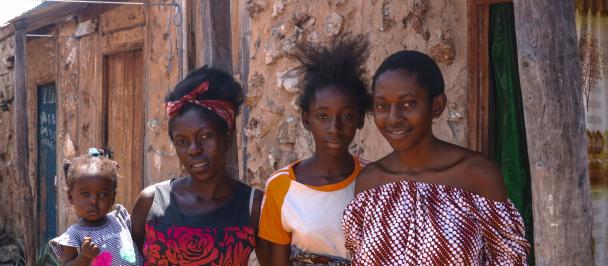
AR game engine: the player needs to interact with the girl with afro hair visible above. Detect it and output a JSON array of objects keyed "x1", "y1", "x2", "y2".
[{"x1": 258, "y1": 34, "x2": 372, "y2": 266}]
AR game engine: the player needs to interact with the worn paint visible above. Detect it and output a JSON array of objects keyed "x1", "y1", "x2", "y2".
[{"x1": 25, "y1": 36, "x2": 57, "y2": 244}]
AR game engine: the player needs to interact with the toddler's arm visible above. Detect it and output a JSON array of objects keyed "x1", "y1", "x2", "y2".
[{"x1": 62, "y1": 237, "x2": 100, "y2": 266}]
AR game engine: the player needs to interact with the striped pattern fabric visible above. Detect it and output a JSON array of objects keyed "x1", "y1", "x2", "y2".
[
  {"x1": 49, "y1": 204, "x2": 142, "y2": 265},
  {"x1": 342, "y1": 181, "x2": 530, "y2": 265}
]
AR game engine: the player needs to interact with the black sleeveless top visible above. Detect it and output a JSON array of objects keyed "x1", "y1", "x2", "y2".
[{"x1": 143, "y1": 179, "x2": 256, "y2": 265}]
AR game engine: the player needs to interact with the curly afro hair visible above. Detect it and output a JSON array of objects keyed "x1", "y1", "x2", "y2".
[{"x1": 292, "y1": 34, "x2": 372, "y2": 116}]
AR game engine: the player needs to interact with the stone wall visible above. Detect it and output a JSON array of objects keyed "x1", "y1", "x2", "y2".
[
  {"x1": 0, "y1": 34, "x2": 19, "y2": 253},
  {"x1": 241, "y1": 0, "x2": 468, "y2": 186}
]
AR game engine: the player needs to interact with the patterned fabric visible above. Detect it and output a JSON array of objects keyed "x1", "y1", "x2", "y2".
[
  {"x1": 143, "y1": 179, "x2": 255, "y2": 266},
  {"x1": 258, "y1": 155, "x2": 367, "y2": 263},
  {"x1": 165, "y1": 80, "x2": 236, "y2": 132},
  {"x1": 49, "y1": 204, "x2": 142, "y2": 265},
  {"x1": 143, "y1": 224, "x2": 254, "y2": 265},
  {"x1": 290, "y1": 247, "x2": 351, "y2": 266},
  {"x1": 342, "y1": 181, "x2": 530, "y2": 266}
]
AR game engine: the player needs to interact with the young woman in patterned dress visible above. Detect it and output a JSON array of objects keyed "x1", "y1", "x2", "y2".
[
  {"x1": 131, "y1": 66, "x2": 265, "y2": 265},
  {"x1": 342, "y1": 50, "x2": 531, "y2": 265}
]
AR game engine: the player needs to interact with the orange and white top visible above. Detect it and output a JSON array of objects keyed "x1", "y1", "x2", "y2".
[{"x1": 258, "y1": 155, "x2": 367, "y2": 260}]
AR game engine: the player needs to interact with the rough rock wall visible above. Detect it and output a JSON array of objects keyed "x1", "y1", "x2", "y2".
[
  {"x1": 0, "y1": 35, "x2": 18, "y2": 244},
  {"x1": 242, "y1": 0, "x2": 468, "y2": 185}
]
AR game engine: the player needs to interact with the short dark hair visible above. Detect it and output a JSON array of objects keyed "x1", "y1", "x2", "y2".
[
  {"x1": 292, "y1": 34, "x2": 372, "y2": 115},
  {"x1": 64, "y1": 154, "x2": 119, "y2": 191},
  {"x1": 372, "y1": 50, "x2": 445, "y2": 99},
  {"x1": 165, "y1": 65, "x2": 244, "y2": 138}
]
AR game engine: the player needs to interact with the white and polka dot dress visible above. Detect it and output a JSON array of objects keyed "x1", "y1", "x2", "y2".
[{"x1": 342, "y1": 181, "x2": 530, "y2": 265}]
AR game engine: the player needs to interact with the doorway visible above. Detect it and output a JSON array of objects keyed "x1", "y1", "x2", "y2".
[
  {"x1": 467, "y1": 1, "x2": 534, "y2": 263},
  {"x1": 103, "y1": 49, "x2": 144, "y2": 211},
  {"x1": 37, "y1": 83, "x2": 57, "y2": 245}
]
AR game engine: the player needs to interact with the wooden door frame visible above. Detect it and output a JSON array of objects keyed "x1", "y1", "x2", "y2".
[{"x1": 467, "y1": 0, "x2": 512, "y2": 154}]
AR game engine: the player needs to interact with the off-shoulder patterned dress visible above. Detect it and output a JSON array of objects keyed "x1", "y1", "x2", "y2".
[{"x1": 342, "y1": 181, "x2": 530, "y2": 265}]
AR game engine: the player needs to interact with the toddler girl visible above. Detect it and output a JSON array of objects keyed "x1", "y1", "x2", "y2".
[{"x1": 50, "y1": 148, "x2": 142, "y2": 265}]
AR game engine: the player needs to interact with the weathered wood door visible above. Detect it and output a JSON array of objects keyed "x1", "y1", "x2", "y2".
[
  {"x1": 103, "y1": 49, "x2": 144, "y2": 211},
  {"x1": 37, "y1": 83, "x2": 57, "y2": 245}
]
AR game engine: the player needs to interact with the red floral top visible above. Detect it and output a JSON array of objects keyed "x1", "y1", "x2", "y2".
[{"x1": 143, "y1": 180, "x2": 256, "y2": 266}]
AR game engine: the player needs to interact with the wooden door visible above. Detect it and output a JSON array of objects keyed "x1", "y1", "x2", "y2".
[
  {"x1": 103, "y1": 49, "x2": 144, "y2": 211},
  {"x1": 37, "y1": 83, "x2": 57, "y2": 245}
]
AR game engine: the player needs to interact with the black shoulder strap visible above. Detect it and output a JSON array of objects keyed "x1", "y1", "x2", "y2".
[{"x1": 249, "y1": 188, "x2": 263, "y2": 233}]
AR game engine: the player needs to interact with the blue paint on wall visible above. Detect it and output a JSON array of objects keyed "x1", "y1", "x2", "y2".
[{"x1": 37, "y1": 83, "x2": 57, "y2": 244}]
